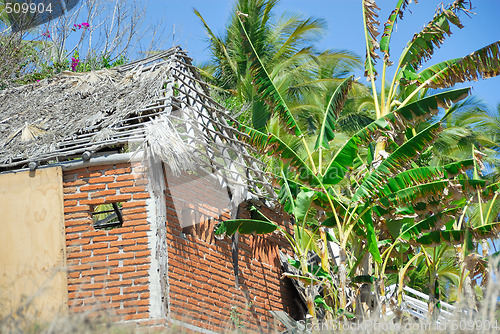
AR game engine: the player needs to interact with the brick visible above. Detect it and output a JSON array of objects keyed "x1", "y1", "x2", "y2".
[
  {"x1": 64, "y1": 205, "x2": 91, "y2": 214},
  {"x1": 66, "y1": 246, "x2": 81, "y2": 254},
  {"x1": 122, "y1": 201, "x2": 146, "y2": 208},
  {"x1": 63, "y1": 179, "x2": 86, "y2": 187},
  {"x1": 124, "y1": 299, "x2": 149, "y2": 307},
  {"x1": 64, "y1": 200, "x2": 78, "y2": 207},
  {"x1": 80, "y1": 196, "x2": 111, "y2": 206},
  {"x1": 104, "y1": 287, "x2": 121, "y2": 295},
  {"x1": 122, "y1": 270, "x2": 148, "y2": 279},
  {"x1": 89, "y1": 176, "x2": 115, "y2": 184},
  {"x1": 83, "y1": 230, "x2": 107, "y2": 238},
  {"x1": 124, "y1": 313, "x2": 149, "y2": 321},
  {"x1": 67, "y1": 259, "x2": 79, "y2": 266},
  {"x1": 91, "y1": 189, "x2": 117, "y2": 198},
  {"x1": 123, "y1": 213, "x2": 147, "y2": 220},
  {"x1": 68, "y1": 271, "x2": 80, "y2": 278},
  {"x1": 77, "y1": 171, "x2": 102, "y2": 179},
  {"x1": 123, "y1": 285, "x2": 148, "y2": 294},
  {"x1": 81, "y1": 268, "x2": 108, "y2": 277},
  {"x1": 63, "y1": 173, "x2": 77, "y2": 181},
  {"x1": 107, "y1": 279, "x2": 133, "y2": 288},
  {"x1": 67, "y1": 251, "x2": 91, "y2": 260},
  {"x1": 105, "y1": 195, "x2": 132, "y2": 203},
  {"x1": 68, "y1": 291, "x2": 92, "y2": 299},
  {"x1": 124, "y1": 219, "x2": 149, "y2": 228},
  {"x1": 110, "y1": 266, "x2": 135, "y2": 274},
  {"x1": 133, "y1": 193, "x2": 150, "y2": 200},
  {"x1": 93, "y1": 235, "x2": 118, "y2": 242},
  {"x1": 81, "y1": 255, "x2": 107, "y2": 264},
  {"x1": 72, "y1": 167, "x2": 92, "y2": 175},
  {"x1": 136, "y1": 264, "x2": 150, "y2": 271},
  {"x1": 93, "y1": 247, "x2": 119, "y2": 255},
  {"x1": 123, "y1": 245, "x2": 148, "y2": 252},
  {"x1": 122, "y1": 207, "x2": 146, "y2": 215},
  {"x1": 134, "y1": 250, "x2": 150, "y2": 258},
  {"x1": 93, "y1": 273, "x2": 120, "y2": 282},
  {"x1": 109, "y1": 227, "x2": 134, "y2": 235},
  {"x1": 110, "y1": 239, "x2": 135, "y2": 247},
  {"x1": 123, "y1": 258, "x2": 150, "y2": 266},
  {"x1": 64, "y1": 186, "x2": 78, "y2": 194},
  {"x1": 65, "y1": 219, "x2": 91, "y2": 228},
  {"x1": 112, "y1": 293, "x2": 139, "y2": 302},
  {"x1": 64, "y1": 193, "x2": 89, "y2": 200},
  {"x1": 123, "y1": 232, "x2": 147, "y2": 240},
  {"x1": 87, "y1": 165, "x2": 109, "y2": 172},
  {"x1": 80, "y1": 283, "x2": 104, "y2": 290},
  {"x1": 67, "y1": 263, "x2": 91, "y2": 272},
  {"x1": 116, "y1": 174, "x2": 135, "y2": 181},
  {"x1": 133, "y1": 277, "x2": 149, "y2": 285},
  {"x1": 68, "y1": 276, "x2": 92, "y2": 285},
  {"x1": 86, "y1": 296, "x2": 112, "y2": 304},
  {"x1": 133, "y1": 225, "x2": 150, "y2": 232},
  {"x1": 104, "y1": 167, "x2": 132, "y2": 175},
  {"x1": 120, "y1": 186, "x2": 145, "y2": 193},
  {"x1": 65, "y1": 213, "x2": 90, "y2": 220},
  {"x1": 115, "y1": 308, "x2": 137, "y2": 316},
  {"x1": 69, "y1": 302, "x2": 87, "y2": 311},
  {"x1": 80, "y1": 184, "x2": 106, "y2": 191},
  {"x1": 82, "y1": 243, "x2": 108, "y2": 251},
  {"x1": 108, "y1": 181, "x2": 134, "y2": 188},
  {"x1": 135, "y1": 178, "x2": 148, "y2": 186}
]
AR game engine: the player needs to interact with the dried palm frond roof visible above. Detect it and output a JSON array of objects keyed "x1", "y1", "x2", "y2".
[{"x1": 0, "y1": 47, "x2": 273, "y2": 199}]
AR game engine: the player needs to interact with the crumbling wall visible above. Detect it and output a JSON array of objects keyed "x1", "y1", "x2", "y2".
[
  {"x1": 62, "y1": 161, "x2": 300, "y2": 331},
  {"x1": 164, "y1": 170, "x2": 300, "y2": 332},
  {"x1": 63, "y1": 162, "x2": 154, "y2": 321}
]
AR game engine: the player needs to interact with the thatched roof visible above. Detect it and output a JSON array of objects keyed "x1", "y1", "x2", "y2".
[{"x1": 0, "y1": 47, "x2": 273, "y2": 199}]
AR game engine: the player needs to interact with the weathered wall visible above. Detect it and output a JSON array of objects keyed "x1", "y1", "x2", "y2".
[
  {"x1": 164, "y1": 170, "x2": 300, "y2": 332},
  {"x1": 63, "y1": 163, "x2": 154, "y2": 321},
  {"x1": 0, "y1": 167, "x2": 67, "y2": 319},
  {"x1": 62, "y1": 161, "x2": 300, "y2": 331}
]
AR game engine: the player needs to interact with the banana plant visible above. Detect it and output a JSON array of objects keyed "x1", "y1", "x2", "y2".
[{"x1": 215, "y1": 0, "x2": 500, "y2": 319}]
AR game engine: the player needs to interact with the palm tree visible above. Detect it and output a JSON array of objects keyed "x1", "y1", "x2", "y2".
[
  {"x1": 213, "y1": 0, "x2": 500, "y2": 320},
  {"x1": 195, "y1": 0, "x2": 361, "y2": 131}
]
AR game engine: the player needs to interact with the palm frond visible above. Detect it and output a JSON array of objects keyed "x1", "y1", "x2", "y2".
[
  {"x1": 417, "y1": 41, "x2": 500, "y2": 89},
  {"x1": 380, "y1": 0, "x2": 417, "y2": 63}
]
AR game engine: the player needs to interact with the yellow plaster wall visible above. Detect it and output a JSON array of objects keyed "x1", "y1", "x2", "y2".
[{"x1": 0, "y1": 167, "x2": 68, "y2": 319}]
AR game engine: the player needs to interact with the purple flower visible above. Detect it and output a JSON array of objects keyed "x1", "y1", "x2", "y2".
[
  {"x1": 71, "y1": 57, "x2": 80, "y2": 72},
  {"x1": 41, "y1": 30, "x2": 50, "y2": 38},
  {"x1": 81, "y1": 22, "x2": 89, "y2": 28}
]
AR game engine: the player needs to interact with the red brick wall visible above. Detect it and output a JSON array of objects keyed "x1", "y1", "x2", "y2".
[
  {"x1": 63, "y1": 162, "x2": 301, "y2": 331},
  {"x1": 164, "y1": 170, "x2": 300, "y2": 332},
  {"x1": 63, "y1": 163, "x2": 152, "y2": 321}
]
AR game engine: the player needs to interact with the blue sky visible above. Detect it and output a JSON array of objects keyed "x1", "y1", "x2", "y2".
[{"x1": 145, "y1": 0, "x2": 500, "y2": 109}]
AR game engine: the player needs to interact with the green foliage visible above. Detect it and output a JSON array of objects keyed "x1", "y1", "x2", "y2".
[
  {"x1": 19, "y1": 50, "x2": 128, "y2": 84},
  {"x1": 209, "y1": 0, "x2": 500, "y2": 321}
]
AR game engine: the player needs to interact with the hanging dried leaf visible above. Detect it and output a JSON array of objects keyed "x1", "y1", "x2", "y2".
[
  {"x1": 417, "y1": 41, "x2": 500, "y2": 88},
  {"x1": 398, "y1": 0, "x2": 471, "y2": 74},
  {"x1": 380, "y1": 0, "x2": 418, "y2": 64},
  {"x1": 363, "y1": 0, "x2": 381, "y2": 79}
]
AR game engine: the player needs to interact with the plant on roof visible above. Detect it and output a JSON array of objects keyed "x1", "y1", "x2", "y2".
[
  {"x1": 215, "y1": 0, "x2": 500, "y2": 321},
  {"x1": 0, "y1": 0, "x2": 160, "y2": 88}
]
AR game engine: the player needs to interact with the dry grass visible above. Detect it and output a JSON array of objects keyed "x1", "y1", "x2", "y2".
[{"x1": 1, "y1": 260, "x2": 499, "y2": 333}]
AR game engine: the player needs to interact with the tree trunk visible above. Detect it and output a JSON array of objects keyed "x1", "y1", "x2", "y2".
[{"x1": 339, "y1": 249, "x2": 347, "y2": 310}]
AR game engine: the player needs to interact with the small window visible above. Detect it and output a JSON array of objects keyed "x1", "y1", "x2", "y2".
[{"x1": 93, "y1": 202, "x2": 124, "y2": 229}]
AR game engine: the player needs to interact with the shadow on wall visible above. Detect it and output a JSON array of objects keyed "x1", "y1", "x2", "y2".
[{"x1": 163, "y1": 167, "x2": 305, "y2": 332}]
